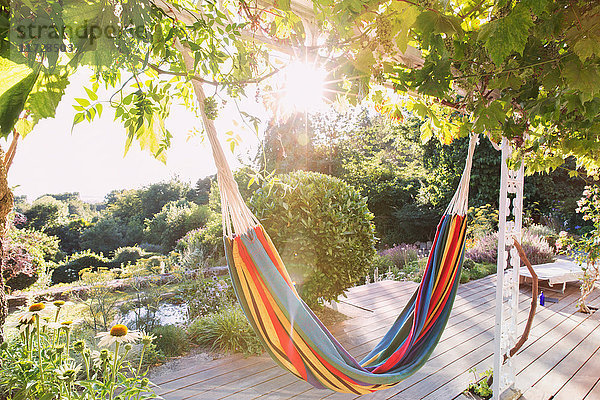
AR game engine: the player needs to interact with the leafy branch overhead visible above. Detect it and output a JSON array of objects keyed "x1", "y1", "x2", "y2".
[{"x1": 0, "y1": 0, "x2": 599, "y2": 174}]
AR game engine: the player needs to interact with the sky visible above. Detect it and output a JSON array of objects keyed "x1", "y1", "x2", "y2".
[{"x1": 5, "y1": 70, "x2": 268, "y2": 203}]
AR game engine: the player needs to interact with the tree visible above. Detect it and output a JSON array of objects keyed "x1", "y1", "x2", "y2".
[{"x1": 23, "y1": 196, "x2": 68, "y2": 231}]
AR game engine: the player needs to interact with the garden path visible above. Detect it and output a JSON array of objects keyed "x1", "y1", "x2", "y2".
[{"x1": 150, "y1": 274, "x2": 600, "y2": 400}]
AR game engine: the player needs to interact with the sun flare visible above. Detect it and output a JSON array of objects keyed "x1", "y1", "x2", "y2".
[{"x1": 280, "y1": 61, "x2": 327, "y2": 113}]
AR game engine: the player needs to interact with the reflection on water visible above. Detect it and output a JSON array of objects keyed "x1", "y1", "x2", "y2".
[{"x1": 120, "y1": 303, "x2": 189, "y2": 330}]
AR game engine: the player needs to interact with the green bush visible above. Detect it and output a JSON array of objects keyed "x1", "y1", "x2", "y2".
[
  {"x1": 460, "y1": 259, "x2": 496, "y2": 283},
  {"x1": 467, "y1": 205, "x2": 499, "y2": 241},
  {"x1": 51, "y1": 250, "x2": 112, "y2": 284},
  {"x1": 250, "y1": 171, "x2": 377, "y2": 307},
  {"x1": 144, "y1": 200, "x2": 213, "y2": 252},
  {"x1": 175, "y1": 215, "x2": 224, "y2": 268},
  {"x1": 151, "y1": 325, "x2": 189, "y2": 357},
  {"x1": 187, "y1": 306, "x2": 263, "y2": 356},
  {"x1": 113, "y1": 246, "x2": 146, "y2": 266}
]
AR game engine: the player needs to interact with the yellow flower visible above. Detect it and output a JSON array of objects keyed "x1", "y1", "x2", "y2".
[
  {"x1": 29, "y1": 303, "x2": 45, "y2": 313},
  {"x1": 96, "y1": 324, "x2": 141, "y2": 348}
]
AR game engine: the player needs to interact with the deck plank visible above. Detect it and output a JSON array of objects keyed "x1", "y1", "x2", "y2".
[{"x1": 152, "y1": 275, "x2": 597, "y2": 400}]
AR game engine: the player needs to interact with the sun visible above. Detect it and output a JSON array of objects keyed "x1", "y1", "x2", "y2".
[{"x1": 279, "y1": 61, "x2": 327, "y2": 113}]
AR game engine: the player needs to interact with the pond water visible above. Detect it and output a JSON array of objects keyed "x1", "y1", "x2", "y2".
[{"x1": 120, "y1": 303, "x2": 189, "y2": 329}]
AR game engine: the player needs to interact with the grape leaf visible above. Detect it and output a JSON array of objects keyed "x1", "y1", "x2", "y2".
[
  {"x1": 478, "y1": 4, "x2": 533, "y2": 65},
  {"x1": 0, "y1": 57, "x2": 38, "y2": 137},
  {"x1": 562, "y1": 59, "x2": 600, "y2": 98}
]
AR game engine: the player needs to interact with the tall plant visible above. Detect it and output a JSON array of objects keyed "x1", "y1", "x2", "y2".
[{"x1": 566, "y1": 185, "x2": 600, "y2": 313}]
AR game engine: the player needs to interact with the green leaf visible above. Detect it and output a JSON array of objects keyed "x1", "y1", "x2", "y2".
[
  {"x1": 75, "y1": 97, "x2": 90, "y2": 107},
  {"x1": 84, "y1": 86, "x2": 98, "y2": 101},
  {"x1": 562, "y1": 59, "x2": 600, "y2": 98},
  {"x1": 478, "y1": 4, "x2": 533, "y2": 65},
  {"x1": 27, "y1": 72, "x2": 69, "y2": 123},
  {"x1": 275, "y1": 0, "x2": 291, "y2": 11},
  {"x1": 573, "y1": 35, "x2": 600, "y2": 62},
  {"x1": 0, "y1": 57, "x2": 38, "y2": 137},
  {"x1": 353, "y1": 49, "x2": 375, "y2": 74}
]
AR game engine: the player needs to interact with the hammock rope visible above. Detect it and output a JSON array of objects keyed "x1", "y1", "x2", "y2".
[{"x1": 177, "y1": 40, "x2": 479, "y2": 393}]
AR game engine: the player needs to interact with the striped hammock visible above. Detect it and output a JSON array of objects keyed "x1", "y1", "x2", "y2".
[
  {"x1": 211, "y1": 137, "x2": 477, "y2": 394},
  {"x1": 178, "y1": 48, "x2": 479, "y2": 393}
]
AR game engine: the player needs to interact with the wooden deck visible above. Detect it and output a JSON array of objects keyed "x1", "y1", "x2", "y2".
[{"x1": 150, "y1": 275, "x2": 600, "y2": 400}]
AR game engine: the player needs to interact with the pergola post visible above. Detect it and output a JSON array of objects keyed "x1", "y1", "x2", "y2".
[{"x1": 493, "y1": 139, "x2": 524, "y2": 400}]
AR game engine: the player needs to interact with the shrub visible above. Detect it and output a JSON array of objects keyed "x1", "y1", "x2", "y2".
[
  {"x1": 151, "y1": 325, "x2": 189, "y2": 357},
  {"x1": 467, "y1": 205, "x2": 499, "y2": 241},
  {"x1": 187, "y1": 306, "x2": 263, "y2": 356},
  {"x1": 465, "y1": 233, "x2": 497, "y2": 264},
  {"x1": 380, "y1": 244, "x2": 419, "y2": 269},
  {"x1": 113, "y1": 246, "x2": 146, "y2": 266},
  {"x1": 175, "y1": 215, "x2": 224, "y2": 268},
  {"x1": 466, "y1": 230, "x2": 555, "y2": 266},
  {"x1": 250, "y1": 171, "x2": 377, "y2": 307},
  {"x1": 2, "y1": 242, "x2": 37, "y2": 291},
  {"x1": 2, "y1": 225, "x2": 61, "y2": 291},
  {"x1": 521, "y1": 231, "x2": 555, "y2": 265},
  {"x1": 460, "y1": 259, "x2": 496, "y2": 283},
  {"x1": 144, "y1": 200, "x2": 212, "y2": 252},
  {"x1": 51, "y1": 250, "x2": 111, "y2": 284}
]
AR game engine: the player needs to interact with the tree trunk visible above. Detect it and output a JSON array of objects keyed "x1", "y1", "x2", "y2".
[{"x1": 0, "y1": 146, "x2": 14, "y2": 343}]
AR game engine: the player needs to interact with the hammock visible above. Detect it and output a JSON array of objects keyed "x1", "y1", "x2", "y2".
[
  {"x1": 177, "y1": 40, "x2": 478, "y2": 394},
  {"x1": 218, "y1": 136, "x2": 478, "y2": 394}
]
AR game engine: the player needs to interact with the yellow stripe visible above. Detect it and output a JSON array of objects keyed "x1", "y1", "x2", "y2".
[
  {"x1": 424, "y1": 218, "x2": 466, "y2": 327},
  {"x1": 234, "y1": 242, "x2": 378, "y2": 393},
  {"x1": 232, "y1": 244, "x2": 300, "y2": 376}
]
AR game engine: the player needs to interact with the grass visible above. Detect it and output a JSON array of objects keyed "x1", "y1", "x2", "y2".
[{"x1": 460, "y1": 260, "x2": 496, "y2": 284}]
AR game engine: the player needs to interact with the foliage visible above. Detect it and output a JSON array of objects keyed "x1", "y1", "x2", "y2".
[
  {"x1": 250, "y1": 171, "x2": 377, "y2": 307},
  {"x1": 80, "y1": 215, "x2": 130, "y2": 255},
  {"x1": 466, "y1": 229, "x2": 555, "y2": 266},
  {"x1": 77, "y1": 268, "x2": 121, "y2": 332},
  {"x1": 113, "y1": 246, "x2": 146, "y2": 266},
  {"x1": 467, "y1": 205, "x2": 499, "y2": 242},
  {"x1": 2, "y1": 240, "x2": 37, "y2": 291},
  {"x1": 465, "y1": 368, "x2": 493, "y2": 399},
  {"x1": 144, "y1": 200, "x2": 212, "y2": 252},
  {"x1": 0, "y1": 313, "x2": 158, "y2": 400},
  {"x1": 460, "y1": 259, "x2": 497, "y2": 284},
  {"x1": 151, "y1": 325, "x2": 189, "y2": 358},
  {"x1": 175, "y1": 214, "x2": 225, "y2": 268},
  {"x1": 563, "y1": 185, "x2": 600, "y2": 313},
  {"x1": 2, "y1": 222, "x2": 61, "y2": 291},
  {"x1": 24, "y1": 195, "x2": 69, "y2": 231},
  {"x1": 187, "y1": 306, "x2": 264, "y2": 356},
  {"x1": 176, "y1": 276, "x2": 237, "y2": 321},
  {"x1": 52, "y1": 250, "x2": 112, "y2": 285},
  {"x1": 380, "y1": 244, "x2": 420, "y2": 270},
  {"x1": 47, "y1": 218, "x2": 91, "y2": 254},
  {"x1": 366, "y1": 254, "x2": 426, "y2": 283}
]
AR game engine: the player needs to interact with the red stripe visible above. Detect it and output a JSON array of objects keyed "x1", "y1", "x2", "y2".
[
  {"x1": 235, "y1": 237, "x2": 308, "y2": 380},
  {"x1": 254, "y1": 226, "x2": 296, "y2": 289}
]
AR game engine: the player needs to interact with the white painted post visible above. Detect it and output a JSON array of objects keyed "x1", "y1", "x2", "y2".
[{"x1": 493, "y1": 139, "x2": 524, "y2": 400}]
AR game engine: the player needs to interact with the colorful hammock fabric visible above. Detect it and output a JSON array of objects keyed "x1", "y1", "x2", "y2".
[
  {"x1": 178, "y1": 50, "x2": 479, "y2": 393},
  {"x1": 225, "y1": 213, "x2": 466, "y2": 394},
  {"x1": 218, "y1": 134, "x2": 478, "y2": 394}
]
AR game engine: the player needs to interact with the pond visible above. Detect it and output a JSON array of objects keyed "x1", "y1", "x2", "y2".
[{"x1": 120, "y1": 303, "x2": 189, "y2": 330}]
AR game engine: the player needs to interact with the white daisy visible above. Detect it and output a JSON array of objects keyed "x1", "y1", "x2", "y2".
[{"x1": 96, "y1": 324, "x2": 141, "y2": 348}]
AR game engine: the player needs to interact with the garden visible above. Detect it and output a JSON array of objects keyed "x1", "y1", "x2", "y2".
[{"x1": 1, "y1": 0, "x2": 600, "y2": 399}]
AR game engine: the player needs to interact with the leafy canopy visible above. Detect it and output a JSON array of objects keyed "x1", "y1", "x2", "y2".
[{"x1": 0, "y1": 0, "x2": 599, "y2": 175}]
